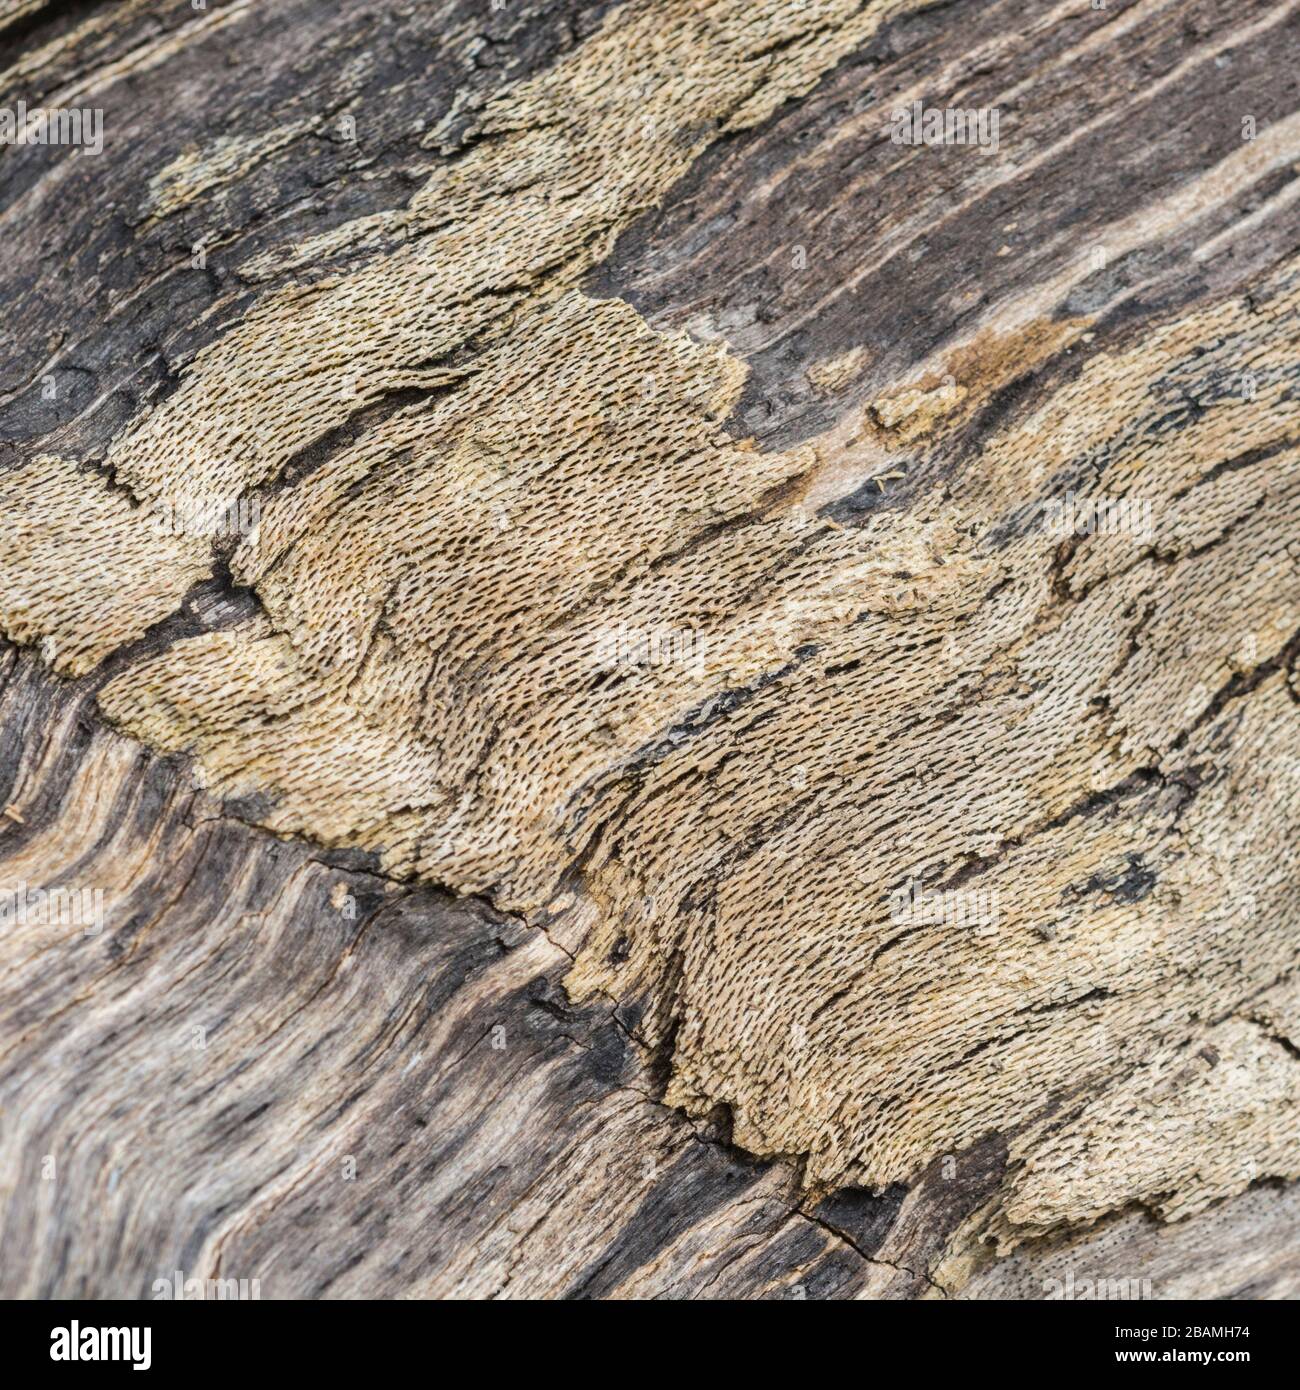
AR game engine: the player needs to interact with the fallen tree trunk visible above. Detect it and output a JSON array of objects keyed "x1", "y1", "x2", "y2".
[{"x1": 0, "y1": 0, "x2": 1298, "y2": 1299}]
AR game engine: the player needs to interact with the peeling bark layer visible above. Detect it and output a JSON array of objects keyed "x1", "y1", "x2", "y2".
[{"x1": 1, "y1": 0, "x2": 1298, "y2": 1296}]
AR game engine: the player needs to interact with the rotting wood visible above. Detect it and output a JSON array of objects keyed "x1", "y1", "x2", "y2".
[{"x1": 0, "y1": 0, "x2": 1298, "y2": 1299}]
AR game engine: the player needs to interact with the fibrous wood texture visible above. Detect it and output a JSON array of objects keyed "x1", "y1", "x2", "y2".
[{"x1": 1, "y1": 0, "x2": 1298, "y2": 1299}]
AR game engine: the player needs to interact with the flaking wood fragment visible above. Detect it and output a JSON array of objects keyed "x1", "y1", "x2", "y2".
[{"x1": 1, "y1": 0, "x2": 1299, "y2": 1297}]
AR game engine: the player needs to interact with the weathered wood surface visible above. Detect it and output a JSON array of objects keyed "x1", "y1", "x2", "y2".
[
  {"x1": 1, "y1": 0, "x2": 1299, "y2": 1298},
  {"x1": 1, "y1": 645, "x2": 1297, "y2": 1299}
]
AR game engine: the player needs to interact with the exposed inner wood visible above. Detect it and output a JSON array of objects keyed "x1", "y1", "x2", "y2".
[{"x1": 1, "y1": 0, "x2": 1298, "y2": 1297}]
